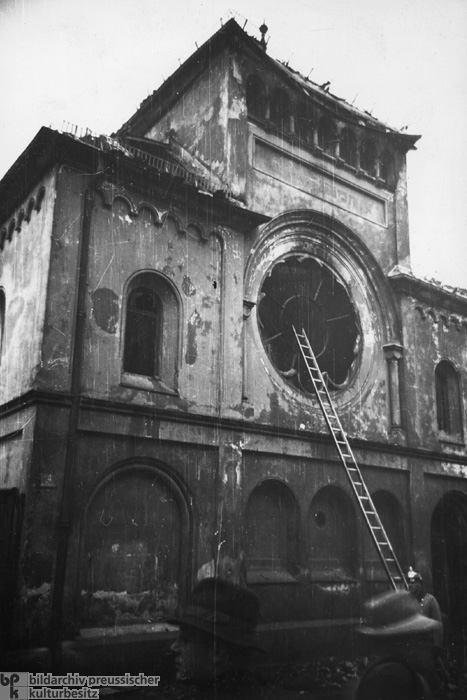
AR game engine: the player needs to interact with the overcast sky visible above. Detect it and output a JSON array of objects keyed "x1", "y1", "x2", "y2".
[{"x1": 1, "y1": 0, "x2": 466, "y2": 288}]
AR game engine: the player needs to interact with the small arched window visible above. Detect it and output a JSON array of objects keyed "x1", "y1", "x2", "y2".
[
  {"x1": 435, "y1": 360, "x2": 463, "y2": 439},
  {"x1": 317, "y1": 116, "x2": 338, "y2": 156},
  {"x1": 123, "y1": 272, "x2": 179, "y2": 392},
  {"x1": 308, "y1": 485, "x2": 357, "y2": 580},
  {"x1": 340, "y1": 128, "x2": 358, "y2": 167},
  {"x1": 270, "y1": 88, "x2": 291, "y2": 133},
  {"x1": 380, "y1": 150, "x2": 395, "y2": 186},
  {"x1": 360, "y1": 139, "x2": 377, "y2": 176},
  {"x1": 296, "y1": 101, "x2": 314, "y2": 145},
  {"x1": 246, "y1": 75, "x2": 266, "y2": 120},
  {"x1": 245, "y1": 480, "x2": 298, "y2": 582}
]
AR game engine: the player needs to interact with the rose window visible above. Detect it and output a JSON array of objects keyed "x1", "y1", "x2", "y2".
[{"x1": 257, "y1": 255, "x2": 360, "y2": 392}]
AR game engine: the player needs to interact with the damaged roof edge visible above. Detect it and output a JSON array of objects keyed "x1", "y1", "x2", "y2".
[
  {"x1": 116, "y1": 18, "x2": 420, "y2": 149},
  {"x1": 0, "y1": 126, "x2": 265, "y2": 227},
  {"x1": 388, "y1": 266, "x2": 467, "y2": 310}
]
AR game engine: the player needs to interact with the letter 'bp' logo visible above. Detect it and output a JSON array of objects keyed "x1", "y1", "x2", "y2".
[{"x1": 0, "y1": 674, "x2": 28, "y2": 700}]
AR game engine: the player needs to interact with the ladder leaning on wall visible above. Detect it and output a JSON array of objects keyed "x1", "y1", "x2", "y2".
[{"x1": 293, "y1": 326, "x2": 408, "y2": 591}]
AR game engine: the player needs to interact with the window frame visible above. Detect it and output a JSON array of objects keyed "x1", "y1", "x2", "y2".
[
  {"x1": 308, "y1": 485, "x2": 358, "y2": 582},
  {"x1": 435, "y1": 359, "x2": 464, "y2": 443},
  {"x1": 245, "y1": 479, "x2": 299, "y2": 584},
  {"x1": 246, "y1": 74, "x2": 267, "y2": 121},
  {"x1": 121, "y1": 271, "x2": 180, "y2": 395}
]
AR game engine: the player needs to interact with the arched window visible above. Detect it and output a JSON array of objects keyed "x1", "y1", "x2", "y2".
[
  {"x1": 296, "y1": 101, "x2": 314, "y2": 146},
  {"x1": 246, "y1": 75, "x2": 266, "y2": 120},
  {"x1": 270, "y1": 88, "x2": 291, "y2": 133},
  {"x1": 0, "y1": 289, "x2": 5, "y2": 364},
  {"x1": 317, "y1": 116, "x2": 338, "y2": 156},
  {"x1": 340, "y1": 128, "x2": 358, "y2": 167},
  {"x1": 366, "y1": 491, "x2": 407, "y2": 581},
  {"x1": 379, "y1": 150, "x2": 395, "y2": 186},
  {"x1": 360, "y1": 139, "x2": 377, "y2": 176},
  {"x1": 308, "y1": 485, "x2": 357, "y2": 580},
  {"x1": 79, "y1": 467, "x2": 186, "y2": 628},
  {"x1": 245, "y1": 480, "x2": 298, "y2": 583},
  {"x1": 435, "y1": 360, "x2": 463, "y2": 439},
  {"x1": 431, "y1": 492, "x2": 467, "y2": 623},
  {"x1": 123, "y1": 272, "x2": 179, "y2": 391},
  {"x1": 124, "y1": 287, "x2": 161, "y2": 377}
]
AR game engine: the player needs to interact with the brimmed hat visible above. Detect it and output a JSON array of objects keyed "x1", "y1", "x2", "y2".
[
  {"x1": 359, "y1": 590, "x2": 441, "y2": 637},
  {"x1": 168, "y1": 577, "x2": 264, "y2": 651}
]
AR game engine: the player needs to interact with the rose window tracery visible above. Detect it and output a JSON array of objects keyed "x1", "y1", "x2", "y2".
[{"x1": 257, "y1": 255, "x2": 360, "y2": 393}]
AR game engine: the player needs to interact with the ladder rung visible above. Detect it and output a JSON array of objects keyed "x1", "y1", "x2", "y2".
[{"x1": 294, "y1": 326, "x2": 404, "y2": 591}]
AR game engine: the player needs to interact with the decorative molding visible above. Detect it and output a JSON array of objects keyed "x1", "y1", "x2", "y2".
[
  {"x1": 95, "y1": 181, "x2": 212, "y2": 242},
  {"x1": 0, "y1": 186, "x2": 46, "y2": 251},
  {"x1": 414, "y1": 304, "x2": 467, "y2": 331}
]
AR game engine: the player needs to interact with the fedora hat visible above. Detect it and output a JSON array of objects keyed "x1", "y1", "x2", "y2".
[
  {"x1": 168, "y1": 577, "x2": 264, "y2": 651},
  {"x1": 359, "y1": 589, "x2": 441, "y2": 637}
]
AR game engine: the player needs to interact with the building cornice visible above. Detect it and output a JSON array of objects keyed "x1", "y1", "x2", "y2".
[
  {"x1": 389, "y1": 268, "x2": 467, "y2": 316},
  {"x1": 2, "y1": 389, "x2": 466, "y2": 467}
]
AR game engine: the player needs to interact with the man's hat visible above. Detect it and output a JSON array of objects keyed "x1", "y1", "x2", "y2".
[
  {"x1": 359, "y1": 589, "x2": 441, "y2": 637},
  {"x1": 168, "y1": 577, "x2": 264, "y2": 651}
]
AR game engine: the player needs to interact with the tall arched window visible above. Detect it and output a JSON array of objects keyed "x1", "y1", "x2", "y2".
[
  {"x1": 379, "y1": 150, "x2": 395, "y2": 186},
  {"x1": 0, "y1": 289, "x2": 5, "y2": 364},
  {"x1": 124, "y1": 287, "x2": 161, "y2": 376},
  {"x1": 270, "y1": 88, "x2": 291, "y2": 133},
  {"x1": 308, "y1": 485, "x2": 357, "y2": 580},
  {"x1": 340, "y1": 128, "x2": 358, "y2": 167},
  {"x1": 317, "y1": 116, "x2": 338, "y2": 156},
  {"x1": 123, "y1": 272, "x2": 179, "y2": 392},
  {"x1": 431, "y1": 492, "x2": 467, "y2": 624},
  {"x1": 435, "y1": 360, "x2": 463, "y2": 439},
  {"x1": 79, "y1": 466, "x2": 187, "y2": 628},
  {"x1": 296, "y1": 101, "x2": 314, "y2": 146},
  {"x1": 360, "y1": 139, "x2": 377, "y2": 176},
  {"x1": 246, "y1": 75, "x2": 266, "y2": 120},
  {"x1": 245, "y1": 480, "x2": 298, "y2": 583}
]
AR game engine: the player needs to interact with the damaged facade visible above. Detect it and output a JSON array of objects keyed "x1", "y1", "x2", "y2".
[{"x1": 1, "y1": 18, "x2": 467, "y2": 670}]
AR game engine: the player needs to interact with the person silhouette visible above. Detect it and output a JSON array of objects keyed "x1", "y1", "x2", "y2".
[
  {"x1": 168, "y1": 577, "x2": 264, "y2": 690},
  {"x1": 356, "y1": 589, "x2": 443, "y2": 700}
]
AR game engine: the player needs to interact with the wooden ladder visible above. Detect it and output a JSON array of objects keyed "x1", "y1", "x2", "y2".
[{"x1": 293, "y1": 326, "x2": 407, "y2": 591}]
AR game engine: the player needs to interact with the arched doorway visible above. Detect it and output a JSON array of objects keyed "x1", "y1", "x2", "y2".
[
  {"x1": 78, "y1": 464, "x2": 189, "y2": 628},
  {"x1": 245, "y1": 479, "x2": 299, "y2": 583},
  {"x1": 431, "y1": 492, "x2": 467, "y2": 631}
]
